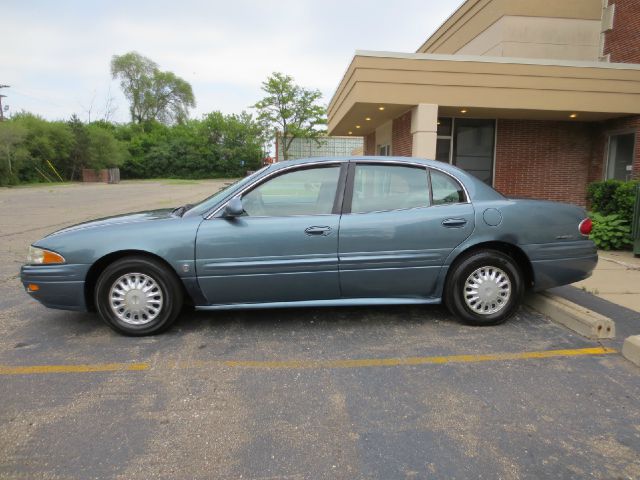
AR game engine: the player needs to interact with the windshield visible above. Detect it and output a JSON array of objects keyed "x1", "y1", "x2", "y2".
[{"x1": 184, "y1": 166, "x2": 270, "y2": 216}]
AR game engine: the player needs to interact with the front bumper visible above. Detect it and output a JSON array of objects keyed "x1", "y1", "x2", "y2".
[{"x1": 20, "y1": 264, "x2": 91, "y2": 311}]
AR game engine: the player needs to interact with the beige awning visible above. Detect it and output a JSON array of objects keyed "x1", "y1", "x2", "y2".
[{"x1": 328, "y1": 51, "x2": 640, "y2": 136}]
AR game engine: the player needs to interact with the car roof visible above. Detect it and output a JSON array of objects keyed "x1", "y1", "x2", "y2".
[
  {"x1": 272, "y1": 156, "x2": 456, "y2": 174},
  {"x1": 269, "y1": 156, "x2": 504, "y2": 202}
]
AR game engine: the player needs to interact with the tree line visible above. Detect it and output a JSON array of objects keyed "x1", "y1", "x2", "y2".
[
  {"x1": 0, "y1": 112, "x2": 266, "y2": 185},
  {"x1": 0, "y1": 51, "x2": 327, "y2": 186}
]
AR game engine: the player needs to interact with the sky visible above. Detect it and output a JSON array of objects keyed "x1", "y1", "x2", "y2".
[{"x1": 2, "y1": 0, "x2": 462, "y2": 123}]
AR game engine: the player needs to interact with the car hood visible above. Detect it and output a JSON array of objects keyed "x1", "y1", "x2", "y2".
[{"x1": 47, "y1": 208, "x2": 177, "y2": 236}]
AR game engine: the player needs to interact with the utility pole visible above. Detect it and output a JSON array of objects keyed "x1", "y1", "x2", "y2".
[{"x1": 0, "y1": 85, "x2": 9, "y2": 121}]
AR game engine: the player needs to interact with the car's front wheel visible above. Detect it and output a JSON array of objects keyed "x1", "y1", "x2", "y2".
[
  {"x1": 95, "y1": 256, "x2": 183, "y2": 336},
  {"x1": 445, "y1": 249, "x2": 523, "y2": 326}
]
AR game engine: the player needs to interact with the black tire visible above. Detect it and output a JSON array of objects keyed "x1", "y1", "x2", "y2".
[
  {"x1": 444, "y1": 249, "x2": 523, "y2": 326},
  {"x1": 95, "y1": 256, "x2": 183, "y2": 336}
]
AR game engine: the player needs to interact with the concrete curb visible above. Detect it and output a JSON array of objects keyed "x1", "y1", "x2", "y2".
[
  {"x1": 622, "y1": 336, "x2": 640, "y2": 367},
  {"x1": 524, "y1": 292, "x2": 615, "y2": 339},
  {"x1": 599, "y1": 255, "x2": 640, "y2": 271}
]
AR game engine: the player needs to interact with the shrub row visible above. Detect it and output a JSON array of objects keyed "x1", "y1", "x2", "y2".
[{"x1": 0, "y1": 111, "x2": 265, "y2": 186}]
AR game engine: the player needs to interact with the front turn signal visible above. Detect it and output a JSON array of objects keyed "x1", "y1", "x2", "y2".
[{"x1": 27, "y1": 246, "x2": 66, "y2": 265}]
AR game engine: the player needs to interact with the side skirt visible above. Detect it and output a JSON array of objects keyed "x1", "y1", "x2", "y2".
[{"x1": 195, "y1": 297, "x2": 441, "y2": 311}]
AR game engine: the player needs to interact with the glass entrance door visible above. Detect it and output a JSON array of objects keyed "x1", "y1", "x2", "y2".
[
  {"x1": 435, "y1": 117, "x2": 496, "y2": 185},
  {"x1": 606, "y1": 133, "x2": 635, "y2": 181},
  {"x1": 453, "y1": 118, "x2": 495, "y2": 185}
]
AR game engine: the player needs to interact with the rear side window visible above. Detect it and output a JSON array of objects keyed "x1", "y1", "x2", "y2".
[
  {"x1": 351, "y1": 164, "x2": 430, "y2": 213},
  {"x1": 430, "y1": 170, "x2": 466, "y2": 205}
]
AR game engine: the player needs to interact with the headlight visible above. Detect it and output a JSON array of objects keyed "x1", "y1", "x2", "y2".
[{"x1": 27, "y1": 246, "x2": 65, "y2": 265}]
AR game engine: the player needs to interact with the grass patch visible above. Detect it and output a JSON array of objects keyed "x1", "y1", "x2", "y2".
[
  {"x1": 160, "y1": 179, "x2": 201, "y2": 185},
  {"x1": 1, "y1": 181, "x2": 76, "y2": 189},
  {"x1": 121, "y1": 178, "x2": 207, "y2": 185}
]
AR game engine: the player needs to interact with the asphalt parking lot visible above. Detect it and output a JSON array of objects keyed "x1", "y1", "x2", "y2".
[{"x1": 1, "y1": 181, "x2": 639, "y2": 480}]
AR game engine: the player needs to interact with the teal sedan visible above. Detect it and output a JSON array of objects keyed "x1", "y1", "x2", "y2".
[{"x1": 21, "y1": 157, "x2": 597, "y2": 335}]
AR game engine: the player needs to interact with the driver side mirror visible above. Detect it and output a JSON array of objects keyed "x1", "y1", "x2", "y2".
[{"x1": 223, "y1": 196, "x2": 244, "y2": 218}]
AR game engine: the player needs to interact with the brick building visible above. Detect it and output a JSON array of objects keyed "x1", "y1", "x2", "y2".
[{"x1": 327, "y1": 0, "x2": 640, "y2": 205}]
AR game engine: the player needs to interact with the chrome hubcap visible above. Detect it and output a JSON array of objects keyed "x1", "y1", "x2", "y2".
[
  {"x1": 463, "y1": 266, "x2": 511, "y2": 315},
  {"x1": 109, "y1": 273, "x2": 163, "y2": 325}
]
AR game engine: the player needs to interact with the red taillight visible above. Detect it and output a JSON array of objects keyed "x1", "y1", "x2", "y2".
[{"x1": 579, "y1": 218, "x2": 593, "y2": 236}]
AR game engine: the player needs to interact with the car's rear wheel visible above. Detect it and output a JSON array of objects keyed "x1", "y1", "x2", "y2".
[
  {"x1": 95, "y1": 256, "x2": 183, "y2": 336},
  {"x1": 445, "y1": 249, "x2": 523, "y2": 326}
]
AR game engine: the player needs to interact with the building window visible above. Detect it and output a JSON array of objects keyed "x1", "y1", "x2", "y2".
[
  {"x1": 435, "y1": 117, "x2": 496, "y2": 185},
  {"x1": 436, "y1": 118, "x2": 453, "y2": 163},
  {"x1": 378, "y1": 144, "x2": 391, "y2": 156},
  {"x1": 606, "y1": 132, "x2": 635, "y2": 181}
]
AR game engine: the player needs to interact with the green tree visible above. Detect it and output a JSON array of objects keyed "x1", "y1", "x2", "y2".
[
  {"x1": 117, "y1": 111, "x2": 264, "y2": 179},
  {"x1": 111, "y1": 51, "x2": 196, "y2": 125},
  {"x1": 201, "y1": 111, "x2": 264, "y2": 176},
  {"x1": 67, "y1": 114, "x2": 91, "y2": 180},
  {"x1": 117, "y1": 121, "x2": 170, "y2": 178},
  {"x1": 0, "y1": 122, "x2": 27, "y2": 185},
  {"x1": 9, "y1": 113, "x2": 74, "y2": 183},
  {"x1": 86, "y1": 124, "x2": 129, "y2": 170},
  {"x1": 253, "y1": 72, "x2": 326, "y2": 161}
]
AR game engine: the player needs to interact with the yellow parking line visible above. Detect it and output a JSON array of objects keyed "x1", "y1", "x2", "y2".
[
  {"x1": 0, "y1": 347, "x2": 616, "y2": 375},
  {"x1": 0, "y1": 362, "x2": 150, "y2": 375},
  {"x1": 223, "y1": 347, "x2": 617, "y2": 369}
]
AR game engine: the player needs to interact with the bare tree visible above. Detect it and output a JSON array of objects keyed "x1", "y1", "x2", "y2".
[{"x1": 101, "y1": 84, "x2": 118, "y2": 122}]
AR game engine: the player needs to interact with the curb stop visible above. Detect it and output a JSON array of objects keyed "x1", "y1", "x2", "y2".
[
  {"x1": 524, "y1": 292, "x2": 615, "y2": 340},
  {"x1": 622, "y1": 336, "x2": 640, "y2": 367}
]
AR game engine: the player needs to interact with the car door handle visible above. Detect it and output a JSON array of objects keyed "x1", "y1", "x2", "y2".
[
  {"x1": 305, "y1": 226, "x2": 332, "y2": 236},
  {"x1": 442, "y1": 218, "x2": 467, "y2": 228}
]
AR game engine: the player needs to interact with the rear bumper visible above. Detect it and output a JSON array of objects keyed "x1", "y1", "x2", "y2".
[
  {"x1": 530, "y1": 254, "x2": 598, "y2": 291},
  {"x1": 521, "y1": 240, "x2": 598, "y2": 291},
  {"x1": 20, "y1": 264, "x2": 90, "y2": 311}
]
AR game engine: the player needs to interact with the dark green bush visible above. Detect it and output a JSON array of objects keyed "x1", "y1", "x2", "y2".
[{"x1": 587, "y1": 179, "x2": 639, "y2": 219}]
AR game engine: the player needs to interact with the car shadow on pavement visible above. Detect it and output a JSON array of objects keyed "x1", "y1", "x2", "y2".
[
  {"x1": 174, "y1": 304, "x2": 458, "y2": 333},
  {"x1": 12, "y1": 303, "x2": 585, "y2": 365}
]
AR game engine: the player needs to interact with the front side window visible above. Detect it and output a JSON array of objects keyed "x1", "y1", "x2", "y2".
[
  {"x1": 242, "y1": 166, "x2": 340, "y2": 217},
  {"x1": 186, "y1": 166, "x2": 269, "y2": 216},
  {"x1": 606, "y1": 133, "x2": 635, "y2": 181},
  {"x1": 351, "y1": 164, "x2": 430, "y2": 214},
  {"x1": 430, "y1": 169, "x2": 466, "y2": 205}
]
